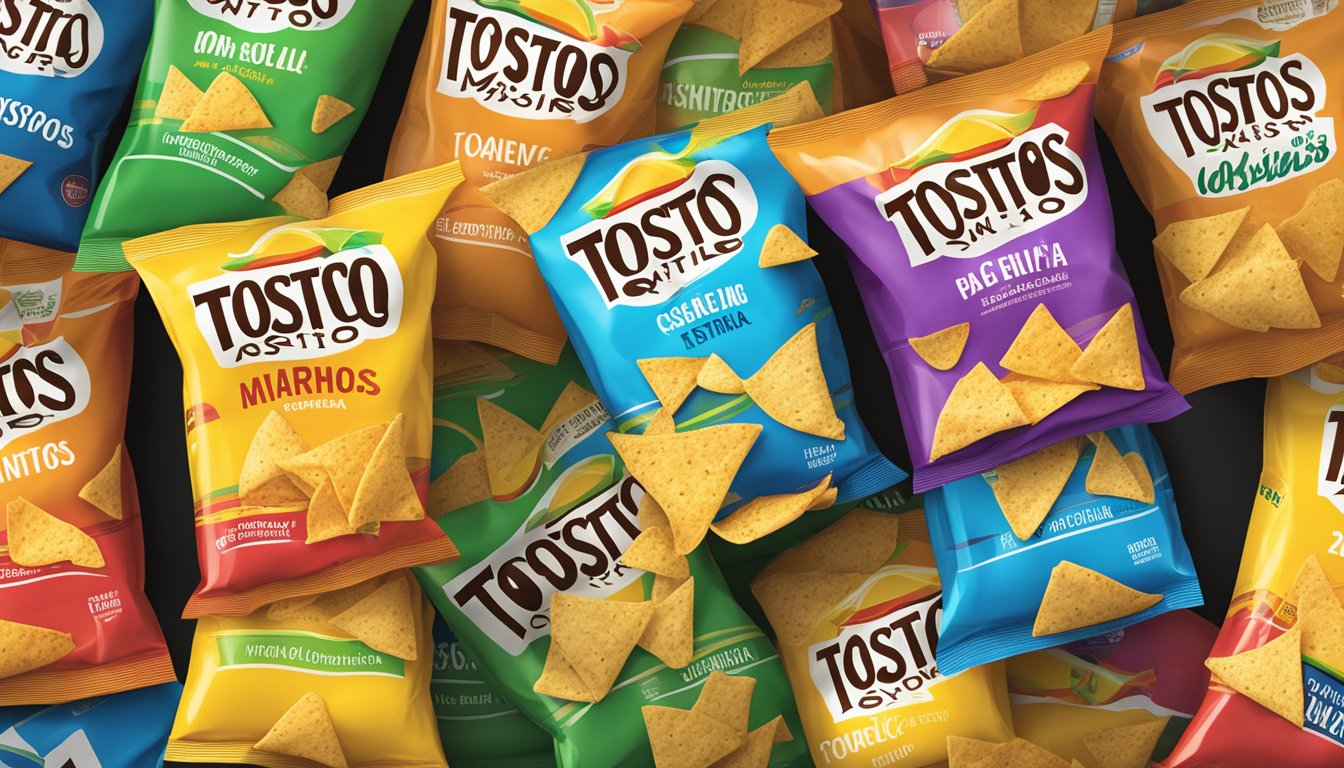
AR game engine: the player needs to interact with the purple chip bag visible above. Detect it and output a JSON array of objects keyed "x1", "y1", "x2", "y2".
[{"x1": 769, "y1": 32, "x2": 1187, "y2": 490}]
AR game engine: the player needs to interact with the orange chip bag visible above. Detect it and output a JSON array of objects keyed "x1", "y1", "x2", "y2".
[
  {"x1": 1097, "y1": 0, "x2": 1344, "y2": 393},
  {"x1": 386, "y1": 0, "x2": 693, "y2": 363},
  {"x1": 124, "y1": 165, "x2": 463, "y2": 617}
]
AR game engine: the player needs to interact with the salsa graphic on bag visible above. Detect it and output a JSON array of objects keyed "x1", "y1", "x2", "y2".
[
  {"x1": 0, "y1": 242, "x2": 175, "y2": 706},
  {"x1": 386, "y1": 0, "x2": 692, "y2": 363},
  {"x1": 1096, "y1": 0, "x2": 1344, "y2": 393},
  {"x1": 751, "y1": 500, "x2": 1015, "y2": 767},
  {"x1": 124, "y1": 165, "x2": 462, "y2": 617},
  {"x1": 0, "y1": 681, "x2": 182, "y2": 768},
  {"x1": 926, "y1": 425, "x2": 1202, "y2": 677},
  {"x1": 416, "y1": 341, "x2": 809, "y2": 768},
  {"x1": 1163, "y1": 365, "x2": 1344, "y2": 767},
  {"x1": 0, "y1": 0, "x2": 152, "y2": 251},
  {"x1": 769, "y1": 31, "x2": 1187, "y2": 490},
  {"x1": 77, "y1": 0, "x2": 413, "y2": 270}
]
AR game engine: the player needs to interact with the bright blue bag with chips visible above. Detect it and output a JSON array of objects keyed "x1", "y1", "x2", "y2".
[
  {"x1": 0, "y1": 0, "x2": 152, "y2": 250},
  {"x1": 0, "y1": 681, "x2": 181, "y2": 767},
  {"x1": 926, "y1": 425, "x2": 1202, "y2": 677},
  {"x1": 482, "y1": 90, "x2": 904, "y2": 535}
]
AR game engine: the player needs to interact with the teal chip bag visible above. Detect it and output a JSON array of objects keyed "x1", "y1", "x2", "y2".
[
  {"x1": 76, "y1": 0, "x2": 412, "y2": 270},
  {"x1": 416, "y1": 340, "x2": 809, "y2": 768}
]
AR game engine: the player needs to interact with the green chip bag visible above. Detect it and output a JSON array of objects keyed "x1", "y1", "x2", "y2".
[
  {"x1": 416, "y1": 341, "x2": 809, "y2": 768},
  {"x1": 77, "y1": 0, "x2": 411, "y2": 270}
]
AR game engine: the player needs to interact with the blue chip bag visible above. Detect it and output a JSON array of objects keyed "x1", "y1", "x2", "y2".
[
  {"x1": 0, "y1": 681, "x2": 181, "y2": 768},
  {"x1": 0, "y1": 0, "x2": 152, "y2": 250},
  {"x1": 927, "y1": 425, "x2": 1203, "y2": 677},
  {"x1": 480, "y1": 88, "x2": 904, "y2": 539}
]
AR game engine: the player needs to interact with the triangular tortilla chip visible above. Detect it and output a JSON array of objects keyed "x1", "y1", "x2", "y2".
[
  {"x1": 1023, "y1": 60, "x2": 1091, "y2": 101},
  {"x1": 956, "y1": 0, "x2": 992, "y2": 20},
  {"x1": 807, "y1": 486, "x2": 838, "y2": 511},
  {"x1": 638, "y1": 493, "x2": 672, "y2": 532},
  {"x1": 638, "y1": 577, "x2": 695, "y2": 668},
  {"x1": 240, "y1": 411, "x2": 310, "y2": 506},
  {"x1": 542, "y1": 381, "x2": 600, "y2": 436},
  {"x1": 638, "y1": 357, "x2": 707, "y2": 416},
  {"x1": 1180, "y1": 225, "x2": 1319, "y2": 330},
  {"x1": 0, "y1": 619, "x2": 74, "y2": 679},
  {"x1": 478, "y1": 397, "x2": 544, "y2": 498},
  {"x1": 550, "y1": 593, "x2": 654, "y2": 699},
  {"x1": 992, "y1": 439, "x2": 1079, "y2": 540},
  {"x1": 759, "y1": 509, "x2": 899, "y2": 580},
  {"x1": 179, "y1": 72, "x2": 271, "y2": 132},
  {"x1": 266, "y1": 594, "x2": 323, "y2": 623},
  {"x1": 737, "y1": 0, "x2": 839, "y2": 74},
  {"x1": 947, "y1": 735, "x2": 1002, "y2": 767},
  {"x1": 0, "y1": 154, "x2": 31, "y2": 195},
  {"x1": 348, "y1": 414, "x2": 423, "y2": 527},
  {"x1": 909, "y1": 322, "x2": 970, "y2": 370},
  {"x1": 1033, "y1": 561, "x2": 1162, "y2": 636},
  {"x1": 534, "y1": 640, "x2": 597, "y2": 701},
  {"x1": 622, "y1": 526, "x2": 689, "y2": 578},
  {"x1": 478, "y1": 152, "x2": 588, "y2": 234},
  {"x1": 756, "y1": 19, "x2": 834, "y2": 69},
  {"x1": 1021, "y1": 0, "x2": 1098, "y2": 54},
  {"x1": 328, "y1": 575, "x2": 418, "y2": 661},
  {"x1": 1153, "y1": 207, "x2": 1248, "y2": 283},
  {"x1": 927, "y1": 0, "x2": 1022, "y2": 73},
  {"x1": 710, "y1": 474, "x2": 832, "y2": 545},
  {"x1": 1278, "y1": 178, "x2": 1344, "y2": 282},
  {"x1": 930, "y1": 363, "x2": 1029, "y2": 461},
  {"x1": 653, "y1": 574, "x2": 687, "y2": 603},
  {"x1": 1206, "y1": 626, "x2": 1304, "y2": 726},
  {"x1": 253, "y1": 692, "x2": 348, "y2": 768},
  {"x1": 305, "y1": 480, "x2": 354, "y2": 544},
  {"x1": 298, "y1": 156, "x2": 342, "y2": 193},
  {"x1": 694, "y1": 670, "x2": 757, "y2": 738},
  {"x1": 645, "y1": 408, "x2": 676, "y2": 435},
  {"x1": 1083, "y1": 718, "x2": 1167, "y2": 768},
  {"x1": 692, "y1": 0, "x2": 748, "y2": 35},
  {"x1": 759, "y1": 224, "x2": 817, "y2": 267},
  {"x1": 1085, "y1": 433, "x2": 1149, "y2": 502},
  {"x1": 744, "y1": 323, "x2": 844, "y2": 440},
  {"x1": 428, "y1": 450, "x2": 490, "y2": 517},
  {"x1": 1212, "y1": 212, "x2": 1266, "y2": 272},
  {"x1": 78, "y1": 445, "x2": 124, "y2": 519},
  {"x1": 5, "y1": 498, "x2": 103, "y2": 568},
  {"x1": 274, "y1": 172, "x2": 329, "y2": 220},
  {"x1": 312, "y1": 94, "x2": 355, "y2": 134},
  {"x1": 711, "y1": 719, "x2": 776, "y2": 768},
  {"x1": 1289, "y1": 556, "x2": 1344, "y2": 669},
  {"x1": 972, "y1": 738, "x2": 1071, "y2": 768},
  {"x1": 280, "y1": 422, "x2": 386, "y2": 511},
  {"x1": 698, "y1": 353, "x2": 745, "y2": 394},
  {"x1": 1070, "y1": 304, "x2": 1145, "y2": 391},
  {"x1": 609, "y1": 424, "x2": 760, "y2": 554},
  {"x1": 643, "y1": 706, "x2": 743, "y2": 768},
  {"x1": 1000, "y1": 304, "x2": 1083, "y2": 382},
  {"x1": 752, "y1": 571, "x2": 865, "y2": 645},
  {"x1": 155, "y1": 65, "x2": 203, "y2": 119},
  {"x1": 314, "y1": 576, "x2": 388, "y2": 616},
  {"x1": 1121, "y1": 452, "x2": 1155, "y2": 504},
  {"x1": 1002, "y1": 375, "x2": 1097, "y2": 424}
]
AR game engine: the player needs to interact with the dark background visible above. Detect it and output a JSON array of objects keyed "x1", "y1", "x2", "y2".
[{"x1": 113, "y1": 0, "x2": 1265, "y2": 764}]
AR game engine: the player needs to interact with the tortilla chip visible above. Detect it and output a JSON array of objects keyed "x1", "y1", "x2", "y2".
[
  {"x1": 713, "y1": 719, "x2": 777, "y2": 768},
  {"x1": 752, "y1": 570, "x2": 866, "y2": 645},
  {"x1": 760, "y1": 509, "x2": 899, "y2": 580},
  {"x1": 253, "y1": 692, "x2": 348, "y2": 768},
  {"x1": 1206, "y1": 626, "x2": 1304, "y2": 726},
  {"x1": 542, "y1": 381, "x2": 600, "y2": 436},
  {"x1": 240, "y1": 411, "x2": 310, "y2": 506},
  {"x1": 645, "y1": 408, "x2": 676, "y2": 436},
  {"x1": 78, "y1": 445, "x2": 124, "y2": 520},
  {"x1": 1085, "y1": 432, "x2": 1150, "y2": 503},
  {"x1": 1214, "y1": 212, "x2": 1266, "y2": 272},
  {"x1": 179, "y1": 72, "x2": 271, "y2": 132},
  {"x1": 638, "y1": 576, "x2": 695, "y2": 668},
  {"x1": 349, "y1": 414, "x2": 422, "y2": 526},
  {"x1": 5, "y1": 497, "x2": 103, "y2": 568},
  {"x1": 947, "y1": 735, "x2": 1002, "y2": 767},
  {"x1": 771, "y1": 716, "x2": 792, "y2": 743},
  {"x1": 267, "y1": 594, "x2": 322, "y2": 622},
  {"x1": 0, "y1": 154, "x2": 32, "y2": 195},
  {"x1": 479, "y1": 152, "x2": 588, "y2": 234},
  {"x1": 759, "y1": 224, "x2": 817, "y2": 267},
  {"x1": 1023, "y1": 61, "x2": 1091, "y2": 101},
  {"x1": 687, "y1": 0, "x2": 724, "y2": 22},
  {"x1": 693, "y1": 0, "x2": 748, "y2": 35},
  {"x1": 639, "y1": 357, "x2": 707, "y2": 416},
  {"x1": 1121, "y1": 452, "x2": 1155, "y2": 504},
  {"x1": 312, "y1": 94, "x2": 355, "y2": 134},
  {"x1": 298, "y1": 156, "x2": 342, "y2": 194},
  {"x1": 693, "y1": 670, "x2": 757, "y2": 738},
  {"x1": 956, "y1": 0, "x2": 992, "y2": 20},
  {"x1": 1002, "y1": 375, "x2": 1098, "y2": 424},
  {"x1": 1021, "y1": 0, "x2": 1099, "y2": 55},
  {"x1": 478, "y1": 397, "x2": 544, "y2": 498},
  {"x1": 1001, "y1": 304, "x2": 1084, "y2": 383},
  {"x1": 155, "y1": 65, "x2": 203, "y2": 119},
  {"x1": 1082, "y1": 718, "x2": 1167, "y2": 768},
  {"x1": 970, "y1": 738, "x2": 1071, "y2": 768},
  {"x1": 698, "y1": 354, "x2": 745, "y2": 394},
  {"x1": 653, "y1": 574, "x2": 688, "y2": 603},
  {"x1": 1289, "y1": 556, "x2": 1344, "y2": 669},
  {"x1": 0, "y1": 619, "x2": 74, "y2": 679},
  {"x1": 710, "y1": 474, "x2": 832, "y2": 544},
  {"x1": 274, "y1": 172, "x2": 329, "y2": 219},
  {"x1": 428, "y1": 450, "x2": 490, "y2": 517},
  {"x1": 639, "y1": 493, "x2": 672, "y2": 533},
  {"x1": 328, "y1": 575, "x2": 418, "y2": 661},
  {"x1": 1181, "y1": 225, "x2": 1319, "y2": 331},
  {"x1": 807, "y1": 486, "x2": 838, "y2": 511},
  {"x1": 534, "y1": 641, "x2": 598, "y2": 701},
  {"x1": 1153, "y1": 207, "x2": 1248, "y2": 283},
  {"x1": 550, "y1": 593, "x2": 654, "y2": 699},
  {"x1": 756, "y1": 20, "x2": 834, "y2": 69},
  {"x1": 737, "y1": 0, "x2": 839, "y2": 75},
  {"x1": 622, "y1": 526, "x2": 690, "y2": 579},
  {"x1": 281, "y1": 422, "x2": 386, "y2": 511},
  {"x1": 744, "y1": 323, "x2": 844, "y2": 440},
  {"x1": 643, "y1": 706, "x2": 743, "y2": 768},
  {"x1": 992, "y1": 439, "x2": 1079, "y2": 540},
  {"x1": 1070, "y1": 304, "x2": 1144, "y2": 391},
  {"x1": 608, "y1": 424, "x2": 761, "y2": 554},
  {"x1": 910, "y1": 322, "x2": 970, "y2": 371},
  {"x1": 930, "y1": 363, "x2": 1029, "y2": 460},
  {"x1": 927, "y1": 0, "x2": 1022, "y2": 73},
  {"x1": 314, "y1": 576, "x2": 388, "y2": 616},
  {"x1": 306, "y1": 480, "x2": 354, "y2": 544},
  {"x1": 1278, "y1": 178, "x2": 1344, "y2": 282},
  {"x1": 1033, "y1": 561, "x2": 1162, "y2": 636}
]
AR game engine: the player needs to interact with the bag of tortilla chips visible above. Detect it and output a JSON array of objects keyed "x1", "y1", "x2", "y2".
[
  {"x1": 416, "y1": 341, "x2": 809, "y2": 768},
  {"x1": 76, "y1": 0, "x2": 413, "y2": 271},
  {"x1": 0, "y1": 0, "x2": 152, "y2": 251},
  {"x1": 0, "y1": 242, "x2": 175, "y2": 705},
  {"x1": 770, "y1": 31, "x2": 1188, "y2": 491},
  {"x1": 385, "y1": 0, "x2": 692, "y2": 363},
  {"x1": 167, "y1": 571, "x2": 448, "y2": 767},
  {"x1": 0, "y1": 681, "x2": 181, "y2": 767},
  {"x1": 1163, "y1": 366, "x2": 1344, "y2": 767},
  {"x1": 1096, "y1": 0, "x2": 1344, "y2": 394},
  {"x1": 124, "y1": 164, "x2": 462, "y2": 618}
]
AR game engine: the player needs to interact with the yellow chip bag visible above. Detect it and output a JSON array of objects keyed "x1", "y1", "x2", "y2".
[{"x1": 125, "y1": 165, "x2": 463, "y2": 617}]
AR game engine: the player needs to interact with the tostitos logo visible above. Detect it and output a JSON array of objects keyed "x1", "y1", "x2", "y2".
[
  {"x1": 185, "y1": 0, "x2": 355, "y2": 32},
  {"x1": 0, "y1": 0, "x2": 104, "y2": 77}
]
